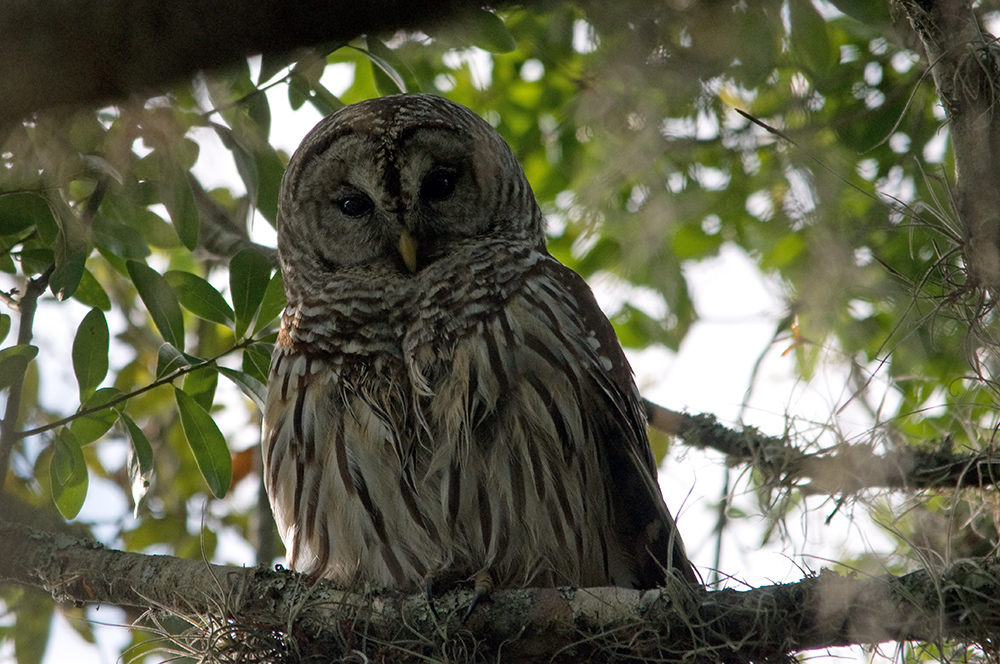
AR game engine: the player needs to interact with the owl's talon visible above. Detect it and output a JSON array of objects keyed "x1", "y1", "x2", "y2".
[{"x1": 462, "y1": 570, "x2": 494, "y2": 621}]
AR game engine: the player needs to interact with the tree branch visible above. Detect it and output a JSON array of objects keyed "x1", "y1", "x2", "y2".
[
  {"x1": 0, "y1": 0, "x2": 537, "y2": 125},
  {"x1": 898, "y1": 0, "x2": 1000, "y2": 294},
  {"x1": 1, "y1": 520, "x2": 998, "y2": 662},
  {"x1": 645, "y1": 401, "x2": 1000, "y2": 493}
]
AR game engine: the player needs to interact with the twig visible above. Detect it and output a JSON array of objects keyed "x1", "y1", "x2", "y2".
[
  {"x1": 16, "y1": 337, "x2": 258, "y2": 441},
  {"x1": 0, "y1": 265, "x2": 52, "y2": 488}
]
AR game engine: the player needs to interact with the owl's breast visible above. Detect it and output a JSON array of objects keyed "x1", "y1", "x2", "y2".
[{"x1": 282, "y1": 240, "x2": 540, "y2": 371}]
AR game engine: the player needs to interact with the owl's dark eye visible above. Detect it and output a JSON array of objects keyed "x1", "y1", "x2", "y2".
[
  {"x1": 336, "y1": 194, "x2": 374, "y2": 218},
  {"x1": 420, "y1": 168, "x2": 458, "y2": 202}
]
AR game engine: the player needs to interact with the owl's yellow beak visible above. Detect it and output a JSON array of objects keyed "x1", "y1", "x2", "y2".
[{"x1": 398, "y1": 229, "x2": 418, "y2": 273}]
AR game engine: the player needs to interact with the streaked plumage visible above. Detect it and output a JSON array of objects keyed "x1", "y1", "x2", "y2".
[{"x1": 262, "y1": 94, "x2": 696, "y2": 592}]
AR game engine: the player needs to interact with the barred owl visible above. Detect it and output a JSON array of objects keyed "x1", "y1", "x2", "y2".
[{"x1": 262, "y1": 94, "x2": 697, "y2": 597}]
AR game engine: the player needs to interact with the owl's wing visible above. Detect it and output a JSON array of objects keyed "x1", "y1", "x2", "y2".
[{"x1": 530, "y1": 255, "x2": 700, "y2": 588}]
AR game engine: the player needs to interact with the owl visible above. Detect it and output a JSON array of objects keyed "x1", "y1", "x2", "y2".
[{"x1": 262, "y1": 94, "x2": 697, "y2": 599}]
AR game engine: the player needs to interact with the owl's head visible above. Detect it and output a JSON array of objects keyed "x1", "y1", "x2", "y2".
[{"x1": 277, "y1": 94, "x2": 546, "y2": 289}]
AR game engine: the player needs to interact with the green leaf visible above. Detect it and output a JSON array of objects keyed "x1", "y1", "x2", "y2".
[
  {"x1": 127, "y1": 260, "x2": 185, "y2": 350},
  {"x1": 253, "y1": 272, "x2": 286, "y2": 335},
  {"x1": 48, "y1": 250, "x2": 87, "y2": 301},
  {"x1": 183, "y1": 366, "x2": 219, "y2": 411},
  {"x1": 120, "y1": 413, "x2": 153, "y2": 476},
  {"x1": 155, "y1": 343, "x2": 191, "y2": 380},
  {"x1": 50, "y1": 428, "x2": 88, "y2": 518},
  {"x1": 72, "y1": 308, "x2": 109, "y2": 401},
  {"x1": 165, "y1": 270, "x2": 235, "y2": 325},
  {"x1": 159, "y1": 161, "x2": 200, "y2": 250},
  {"x1": 288, "y1": 74, "x2": 311, "y2": 111},
  {"x1": 466, "y1": 9, "x2": 517, "y2": 53},
  {"x1": 214, "y1": 124, "x2": 285, "y2": 226},
  {"x1": 356, "y1": 44, "x2": 408, "y2": 95},
  {"x1": 0, "y1": 313, "x2": 10, "y2": 344},
  {"x1": 0, "y1": 192, "x2": 56, "y2": 237},
  {"x1": 72, "y1": 268, "x2": 112, "y2": 310},
  {"x1": 69, "y1": 387, "x2": 121, "y2": 445},
  {"x1": 672, "y1": 225, "x2": 723, "y2": 260},
  {"x1": 230, "y1": 248, "x2": 273, "y2": 339},
  {"x1": 174, "y1": 386, "x2": 232, "y2": 498},
  {"x1": 0, "y1": 344, "x2": 39, "y2": 392},
  {"x1": 119, "y1": 413, "x2": 154, "y2": 516},
  {"x1": 19, "y1": 248, "x2": 55, "y2": 275},
  {"x1": 92, "y1": 214, "x2": 153, "y2": 259},
  {"x1": 826, "y1": 0, "x2": 890, "y2": 23},
  {"x1": 12, "y1": 589, "x2": 53, "y2": 664},
  {"x1": 218, "y1": 367, "x2": 266, "y2": 410},
  {"x1": 788, "y1": 0, "x2": 835, "y2": 74},
  {"x1": 242, "y1": 342, "x2": 273, "y2": 385},
  {"x1": 258, "y1": 52, "x2": 297, "y2": 85}
]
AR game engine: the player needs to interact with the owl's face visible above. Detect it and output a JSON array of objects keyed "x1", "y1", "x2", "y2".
[{"x1": 277, "y1": 95, "x2": 545, "y2": 290}]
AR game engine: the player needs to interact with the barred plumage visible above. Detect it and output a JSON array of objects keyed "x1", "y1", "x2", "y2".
[{"x1": 262, "y1": 94, "x2": 697, "y2": 592}]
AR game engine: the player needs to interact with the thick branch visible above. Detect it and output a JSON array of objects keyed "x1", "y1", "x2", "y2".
[
  {"x1": 899, "y1": 0, "x2": 1000, "y2": 294},
  {"x1": 0, "y1": 0, "x2": 535, "y2": 125},
  {"x1": 2, "y1": 521, "x2": 999, "y2": 662},
  {"x1": 645, "y1": 402, "x2": 1000, "y2": 493}
]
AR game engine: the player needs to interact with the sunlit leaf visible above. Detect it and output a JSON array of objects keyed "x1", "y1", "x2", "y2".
[
  {"x1": 127, "y1": 260, "x2": 185, "y2": 350},
  {"x1": 72, "y1": 308, "x2": 109, "y2": 401},
  {"x1": 164, "y1": 270, "x2": 235, "y2": 325},
  {"x1": 174, "y1": 386, "x2": 232, "y2": 498},
  {"x1": 50, "y1": 428, "x2": 88, "y2": 519},
  {"x1": 230, "y1": 248, "x2": 272, "y2": 339},
  {"x1": 120, "y1": 412, "x2": 154, "y2": 516}
]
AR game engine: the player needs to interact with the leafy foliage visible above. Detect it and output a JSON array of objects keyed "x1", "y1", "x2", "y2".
[{"x1": 1, "y1": 1, "x2": 999, "y2": 662}]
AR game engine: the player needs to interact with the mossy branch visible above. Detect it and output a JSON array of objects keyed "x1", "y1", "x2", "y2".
[
  {"x1": 2, "y1": 520, "x2": 1000, "y2": 663},
  {"x1": 645, "y1": 401, "x2": 1000, "y2": 493}
]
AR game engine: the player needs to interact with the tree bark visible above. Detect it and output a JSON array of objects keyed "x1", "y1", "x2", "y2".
[
  {"x1": 0, "y1": 0, "x2": 533, "y2": 125},
  {"x1": 2, "y1": 520, "x2": 998, "y2": 663}
]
